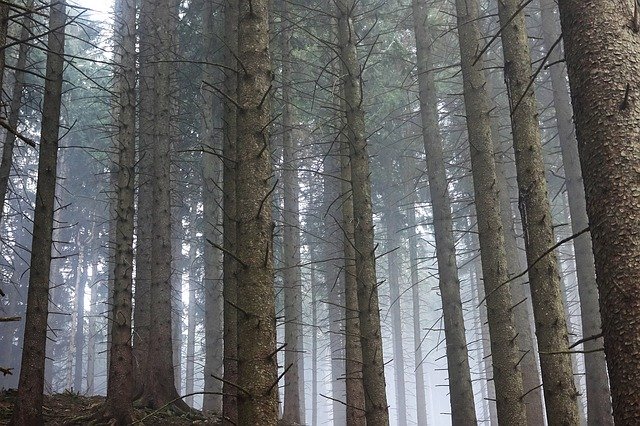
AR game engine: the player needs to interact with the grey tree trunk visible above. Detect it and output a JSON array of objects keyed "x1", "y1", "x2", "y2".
[
  {"x1": 538, "y1": 1, "x2": 613, "y2": 424},
  {"x1": 411, "y1": 0, "x2": 477, "y2": 423},
  {"x1": 104, "y1": 0, "x2": 136, "y2": 420},
  {"x1": 495, "y1": 0, "x2": 580, "y2": 422},
  {"x1": 556, "y1": 1, "x2": 640, "y2": 423},
  {"x1": 235, "y1": 0, "x2": 279, "y2": 419},
  {"x1": 455, "y1": 0, "x2": 528, "y2": 422},
  {"x1": 336, "y1": 0, "x2": 389, "y2": 423},
  {"x1": 12, "y1": 2, "x2": 66, "y2": 423},
  {"x1": 186, "y1": 214, "x2": 198, "y2": 407}
]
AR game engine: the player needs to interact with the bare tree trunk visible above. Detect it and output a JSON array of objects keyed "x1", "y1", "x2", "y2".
[
  {"x1": 411, "y1": 0, "x2": 477, "y2": 423},
  {"x1": 12, "y1": 2, "x2": 66, "y2": 422},
  {"x1": 310, "y1": 262, "x2": 319, "y2": 426},
  {"x1": 336, "y1": 0, "x2": 389, "y2": 423},
  {"x1": 221, "y1": 0, "x2": 238, "y2": 421},
  {"x1": 455, "y1": 0, "x2": 528, "y2": 422},
  {"x1": 495, "y1": 0, "x2": 581, "y2": 422},
  {"x1": 281, "y1": 2, "x2": 304, "y2": 420},
  {"x1": 538, "y1": 2, "x2": 612, "y2": 424},
  {"x1": 340, "y1": 116, "x2": 366, "y2": 426},
  {"x1": 0, "y1": 8, "x2": 33, "y2": 221},
  {"x1": 186, "y1": 213, "x2": 198, "y2": 407},
  {"x1": 103, "y1": 0, "x2": 136, "y2": 420},
  {"x1": 556, "y1": 1, "x2": 640, "y2": 422},
  {"x1": 235, "y1": 0, "x2": 279, "y2": 419}
]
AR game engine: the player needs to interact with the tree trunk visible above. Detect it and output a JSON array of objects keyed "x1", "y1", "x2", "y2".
[
  {"x1": 104, "y1": 0, "x2": 136, "y2": 420},
  {"x1": 336, "y1": 0, "x2": 389, "y2": 423},
  {"x1": 235, "y1": 0, "x2": 279, "y2": 419},
  {"x1": 538, "y1": 2, "x2": 613, "y2": 424},
  {"x1": 12, "y1": 2, "x2": 66, "y2": 422},
  {"x1": 411, "y1": 0, "x2": 477, "y2": 423},
  {"x1": 221, "y1": 0, "x2": 238, "y2": 420},
  {"x1": 455, "y1": 0, "x2": 528, "y2": 422},
  {"x1": 186, "y1": 215, "x2": 198, "y2": 407},
  {"x1": 495, "y1": 0, "x2": 581, "y2": 422},
  {"x1": 556, "y1": 1, "x2": 640, "y2": 423}
]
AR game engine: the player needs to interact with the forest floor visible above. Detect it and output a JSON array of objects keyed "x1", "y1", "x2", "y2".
[{"x1": 0, "y1": 389, "x2": 219, "y2": 425}]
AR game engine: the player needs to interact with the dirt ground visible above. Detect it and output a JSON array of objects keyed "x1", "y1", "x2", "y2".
[{"x1": 0, "y1": 389, "x2": 220, "y2": 425}]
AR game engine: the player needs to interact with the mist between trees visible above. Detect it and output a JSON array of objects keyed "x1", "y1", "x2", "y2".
[{"x1": 0, "y1": 0, "x2": 638, "y2": 425}]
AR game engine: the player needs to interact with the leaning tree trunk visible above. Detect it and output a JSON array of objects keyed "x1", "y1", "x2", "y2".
[
  {"x1": 494, "y1": 0, "x2": 581, "y2": 422},
  {"x1": 11, "y1": 2, "x2": 66, "y2": 423},
  {"x1": 104, "y1": 0, "x2": 136, "y2": 420},
  {"x1": 454, "y1": 0, "x2": 528, "y2": 422},
  {"x1": 235, "y1": 0, "x2": 279, "y2": 420},
  {"x1": 336, "y1": 0, "x2": 389, "y2": 423},
  {"x1": 411, "y1": 0, "x2": 477, "y2": 423},
  {"x1": 539, "y1": 1, "x2": 613, "y2": 424},
  {"x1": 556, "y1": 1, "x2": 640, "y2": 423}
]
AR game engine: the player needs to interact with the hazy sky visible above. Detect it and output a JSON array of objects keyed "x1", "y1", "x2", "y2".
[{"x1": 70, "y1": 0, "x2": 113, "y2": 20}]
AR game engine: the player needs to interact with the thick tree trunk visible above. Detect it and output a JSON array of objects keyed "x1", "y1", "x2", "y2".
[
  {"x1": 221, "y1": 0, "x2": 238, "y2": 421},
  {"x1": 455, "y1": 0, "x2": 528, "y2": 423},
  {"x1": 495, "y1": 0, "x2": 580, "y2": 422},
  {"x1": 538, "y1": 2, "x2": 613, "y2": 424},
  {"x1": 104, "y1": 0, "x2": 136, "y2": 421},
  {"x1": 336, "y1": 0, "x2": 389, "y2": 423},
  {"x1": 411, "y1": 0, "x2": 477, "y2": 423},
  {"x1": 235, "y1": 0, "x2": 279, "y2": 420},
  {"x1": 557, "y1": 1, "x2": 640, "y2": 423},
  {"x1": 11, "y1": 2, "x2": 66, "y2": 423}
]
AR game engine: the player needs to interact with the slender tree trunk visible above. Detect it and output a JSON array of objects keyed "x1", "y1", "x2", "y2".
[
  {"x1": 281, "y1": 2, "x2": 304, "y2": 420},
  {"x1": 0, "y1": 0, "x2": 9, "y2": 94},
  {"x1": 72, "y1": 234, "x2": 88, "y2": 392},
  {"x1": 340, "y1": 116, "x2": 366, "y2": 426},
  {"x1": 235, "y1": 0, "x2": 279, "y2": 419},
  {"x1": 103, "y1": 0, "x2": 136, "y2": 421},
  {"x1": 336, "y1": 0, "x2": 389, "y2": 423},
  {"x1": 538, "y1": 2, "x2": 613, "y2": 424},
  {"x1": 0, "y1": 8, "x2": 32, "y2": 221},
  {"x1": 557, "y1": 1, "x2": 640, "y2": 422},
  {"x1": 186, "y1": 215, "x2": 197, "y2": 407},
  {"x1": 171, "y1": 222, "x2": 183, "y2": 395},
  {"x1": 310, "y1": 262, "x2": 318, "y2": 426},
  {"x1": 455, "y1": 0, "x2": 528, "y2": 422},
  {"x1": 11, "y1": 2, "x2": 66, "y2": 423},
  {"x1": 411, "y1": 0, "x2": 477, "y2": 423},
  {"x1": 494, "y1": 0, "x2": 581, "y2": 422}
]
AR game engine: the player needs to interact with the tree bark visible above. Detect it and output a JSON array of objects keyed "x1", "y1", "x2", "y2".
[
  {"x1": 411, "y1": 0, "x2": 477, "y2": 423},
  {"x1": 495, "y1": 0, "x2": 581, "y2": 422},
  {"x1": 235, "y1": 0, "x2": 279, "y2": 419},
  {"x1": 556, "y1": 1, "x2": 640, "y2": 423},
  {"x1": 12, "y1": 2, "x2": 66, "y2": 423},
  {"x1": 455, "y1": 0, "x2": 528, "y2": 422},
  {"x1": 538, "y1": 2, "x2": 613, "y2": 424}
]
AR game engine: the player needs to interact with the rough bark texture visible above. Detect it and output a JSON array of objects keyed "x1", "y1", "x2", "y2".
[
  {"x1": 455, "y1": 0, "x2": 528, "y2": 422},
  {"x1": 411, "y1": 0, "x2": 477, "y2": 423},
  {"x1": 235, "y1": 0, "x2": 279, "y2": 420},
  {"x1": 495, "y1": 0, "x2": 580, "y2": 422},
  {"x1": 104, "y1": 0, "x2": 136, "y2": 420},
  {"x1": 281, "y1": 4, "x2": 304, "y2": 421},
  {"x1": 221, "y1": 0, "x2": 238, "y2": 421},
  {"x1": 341, "y1": 123, "x2": 366, "y2": 426},
  {"x1": 11, "y1": 2, "x2": 66, "y2": 423},
  {"x1": 539, "y1": 2, "x2": 613, "y2": 424},
  {"x1": 336, "y1": 0, "x2": 389, "y2": 423},
  {"x1": 557, "y1": 1, "x2": 640, "y2": 423}
]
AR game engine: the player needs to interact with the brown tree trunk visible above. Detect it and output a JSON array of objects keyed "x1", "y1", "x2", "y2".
[
  {"x1": 539, "y1": 1, "x2": 613, "y2": 424},
  {"x1": 235, "y1": 0, "x2": 279, "y2": 419},
  {"x1": 455, "y1": 0, "x2": 528, "y2": 422},
  {"x1": 557, "y1": 1, "x2": 640, "y2": 423},
  {"x1": 11, "y1": 2, "x2": 66, "y2": 423},
  {"x1": 495, "y1": 0, "x2": 580, "y2": 422},
  {"x1": 104, "y1": 0, "x2": 136, "y2": 420},
  {"x1": 411, "y1": 0, "x2": 477, "y2": 423}
]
